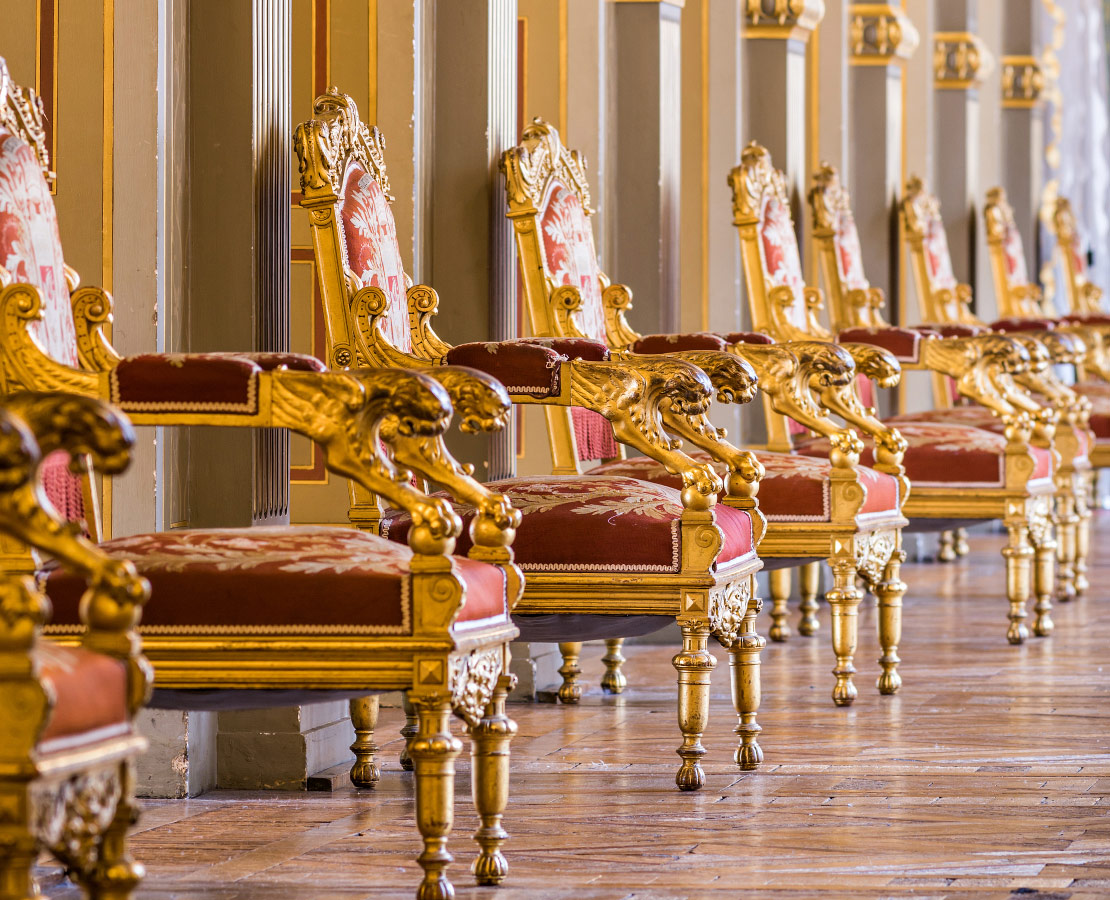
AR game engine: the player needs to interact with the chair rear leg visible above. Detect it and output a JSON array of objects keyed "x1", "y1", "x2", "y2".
[
  {"x1": 600, "y1": 639, "x2": 627, "y2": 694},
  {"x1": 1002, "y1": 521, "x2": 1034, "y2": 644},
  {"x1": 938, "y1": 530, "x2": 957, "y2": 561},
  {"x1": 410, "y1": 695, "x2": 461, "y2": 900},
  {"x1": 730, "y1": 590, "x2": 765, "y2": 771},
  {"x1": 798, "y1": 561, "x2": 821, "y2": 636},
  {"x1": 0, "y1": 784, "x2": 37, "y2": 900},
  {"x1": 768, "y1": 568, "x2": 792, "y2": 642},
  {"x1": 877, "y1": 542, "x2": 907, "y2": 696},
  {"x1": 954, "y1": 527, "x2": 970, "y2": 557},
  {"x1": 557, "y1": 642, "x2": 583, "y2": 704},
  {"x1": 827, "y1": 555, "x2": 863, "y2": 707},
  {"x1": 469, "y1": 674, "x2": 517, "y2": 886},
  {"x1": 400, "y1": 693, "x2": 418, "y2": 771}
]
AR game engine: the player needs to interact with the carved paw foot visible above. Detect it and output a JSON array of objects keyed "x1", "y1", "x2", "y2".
[
  {"x1": 472, "y1": 850, "x2": 509, "y2": 886},
  {"x1": 735, "y1": 740, "x2": 763, "y2": 771},
  {"x1": 675, "y1": 760, "x2": 706, "y2": 791},
  {"x1": 832, "y1": 677, "x2": 857, "y2": 707},
  {"x1": 349, "y1": 759, "x2": 381, "y2": 789},
  {"x1": 1007, "y1": 621, "x2": 1029, "y2": 645},
  {"x1": 877, "y1": 668, "x2": 902, "y2": 695},
  {"x1": 416, "y1": 875, "x2": 455, "y2": 900}
]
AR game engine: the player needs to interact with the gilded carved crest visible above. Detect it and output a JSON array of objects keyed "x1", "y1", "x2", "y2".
[
  {"x1": 983, "y1": 186, "x2": 1016, "y2": 246},
  {"x1": 0, "y1": 57, "x2": 52, "y2": 183},
  {"x1": 501, "y1": 117, "x2": 592, "y2": 215},
  {"x1": 900, "y1": 175, "x2": 939, "y2": 242},
  {"x1": 728, "y1": 142, "x2": 787, "y2": 226},
  {"x1": 294, "y1": 87, "x2": 392, "y2": 203},
  {"x1": 808, "y1": 163, "x2": 851, "y2": 236}
]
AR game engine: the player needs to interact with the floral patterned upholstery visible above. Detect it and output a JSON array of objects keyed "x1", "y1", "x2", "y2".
[
  {"x1": 338, "y1": 161, "x2": 412, "y2": 353},
  {"x1": 589, "y1": 451, "x2": 899, "y2": 523},
  {"x1": 832, "y1": 205, "x2": 869, "y2": 293},
  {"x1": 445, "y1": 341, "x2": 566, "y2": 397},
  {"x1": 537, "y1": 179, "x2": 607, "y2": 343},
  {"x1": 381, "y1": 475, "x2": 756, "y2": 574},
  {"x1": 759, "y1": 194, "x2": 807, "y2": 329},
  {"x1": 797, "y1": 416, "x2": 1055, "y2": 486},
  {"x1": 109, "y1": 354, "x2": 267, "y2": 416},
  {"x1": 46, "y1": 526, "x2": 510, "y2": 635},
  {"x1": 632, "y1": 333, "x2": 729, "y2": 354},
  {"x1": 1001, "y1": 217, "x2": 1030, "y2": 286},
  {"x1": 518, "y1": 337, "x2": 611, "y2": 362},
  {"x1": 924, "y1": 216, "x2": 958, "y2": 291},
  {"x1": 35, "y1": 642, "x2": 129, "y2": 751}
]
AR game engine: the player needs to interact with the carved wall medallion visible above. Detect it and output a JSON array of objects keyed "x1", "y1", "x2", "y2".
[
  {"x1": 1001, "y1": 56, "x2": 1045, "y2": 108},
  {"x1": 744, "y1": 0, "x2": 825, "y2": 41},
  {"x1": 848, "y1": 4, "x2": 919, "y2": 65},
  {"x1": 934, "y1": 32, "x2": 994, "y2": 89}
]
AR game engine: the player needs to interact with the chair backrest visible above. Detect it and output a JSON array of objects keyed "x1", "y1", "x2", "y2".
[
  {"x1": 0, "y1": 58, "x2": 90, "y2": 525},
  {"x1": 1052, "y1": 197, "x2": 1102, "y2": 315},
  {"x1": 808, "y1": 163, "x2": 885, "y2": 331},
  {"x1": 729, "y1": 143, "x2": 812, "y2": 338},
  {"x1": 901, "y1": 176, "x2": 968, "y2": 325},
  {"x1": 295, "y1": 88, "x2": 414, "y2": 369},
  {"x1": 983, "y1": 187, "x2": 1044, "y2": 318},
  {"x1": 501, "y1": 117, "x2": 608, "y2": 345}
]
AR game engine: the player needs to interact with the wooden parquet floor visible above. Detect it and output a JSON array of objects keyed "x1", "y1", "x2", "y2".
[{"x1": 39, "y1": 519, "x2": 1110, "y2": 899}]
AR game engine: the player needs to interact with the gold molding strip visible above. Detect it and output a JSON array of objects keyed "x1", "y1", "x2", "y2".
[
  {"x1": 933, "y1": 31, "x2": 993, "y2": 89},
  {"x1": 1001, "y1": 54, "x2": 1044, "y2": 108},
  {"x1": 848, "y1": 3, "x2": 917, "y2": 65},
  {"x1": 744, "y1": 0, "x2": 825, "y2": 41}
]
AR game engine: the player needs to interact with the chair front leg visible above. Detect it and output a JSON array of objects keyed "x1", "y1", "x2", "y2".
[
  {"x1": 468, "y1": 674, "x2": 517, "y2": 886},
  {"x1": 557, "y1": 642, "x2": 583, "y2": 703},
  {"x1": 827, "y1": 555, "x2": 863, "y2": 706},
  {"x1": 954, "y1": 527, "x2": 971, "y2": 557},
  {"x1": 1075, "y1": 470, "x2": 1093, "y2": 595},
  {"x1": 768, "y1": 568, "x2": 792, "y2": 642},
  {"x1": 410, "y1": 694, "x2": 461, "y2": 900},
  {"x1": 0, "y1": 783, "x2": 37, "y2": 900},
  {"x1": 938, "y1": 530, "x2": 957, "y2": 562},
  {"x1": 600, "y1": 638, "x2": 627, "y2": 694},
  {"x1": 876, "y1": 542, "x2": 908, "y2": 696},
  {"x1": 672, "y1": 620, "x2": 716, "y2": 791},
  {"x1": 399, "y1": 693, "x2": 418, "y2": 771},
  {"x1": 798, "y1": 561, "x2": 821, "y2": 635},
  {"x1": 1053, "y1": 481, "x2": 1078, "y2": 604},
  {"x1": 730, "y1": 592, "x2": 765, "y2": 771},
  {"x1": 349, "y1": 696, "x2": 381, "y2": 788},
  {"x1": 1031, "y1": 502, "x2": 1058, "y2": 637},
  {"x1": 1002, "y1": 520, "x2": 1034, "y2": 644},
  {"x1": 85, "y1": 760, "x2": 143, "y2": 900}
]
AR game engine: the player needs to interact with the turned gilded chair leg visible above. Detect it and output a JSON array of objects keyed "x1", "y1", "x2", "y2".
[
  {"x1": 768, "y1": 568, "x2": 792, "y2": 642},
  {"x1": 557, "y1": 641, "x2": 583, "y2": 703},
  {"x1": 827, "y1": 557, "x2": 863, "y2": 707},
  {"x1": 937, "y1": 530, "x2": 957, "y2": 562},
  {"x1": 672, "y1": 621, "x2": 716, "y2": 791},
  {"x1": 1002, "y1": 522, "x2": 1034, "y2": 644},
  {"x1": 400, "y1": 693, "x2": 418, "y2": 772},
  {"x1": 410, "y1": 694, "x2": 462, "y2": 900},
  {"x1": 350, "y1": 696, "x2": 381, "y2": 788},
  {"x1": 1075, "y1": 474, "x2": 1092, "y2": 595},
  {"x1": 1053, "y1": 487, "x2": 1077, "y2": 602},
  {"x1": 798, "y1": 561, "x2": 821, "y2": 636},
  {"x1": 600, "y1": 638, "x2": 627, "y2": 694},
  {"x1": 469, "y1": 675, "x2": 516, "y2": 886},
  {"x1": 1032, "y1": 525, "x2": 1058, "y2": 637},
  {"x1": 954, "y1": 527, "x2": 970, "y2": 557},
  {"x1": 0, "y1": 785, "x2": 38, "y2": 900},
  {"x1": 729, "y1": 593, "x2": 765, "y2": 771},
  {"x1": 85, "y1": 761, "x2": 144, "y2": 900},
  {"x1": 876, "y1": 545, "x2": 907, "y2": 696}
]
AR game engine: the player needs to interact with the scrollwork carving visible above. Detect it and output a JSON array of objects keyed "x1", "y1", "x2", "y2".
[
  {"x1": 32, "y1": 768, "x2": 121, "y2": 876},
  {"x1": 854, "y1": 530, "x2": 897, "y2": 586},
  {"x1": 449, "y1": 647, "x2": 503, "y2": 727},
  {"x1": 708, "y1": 577, "x2": 752, "y2": 649}
]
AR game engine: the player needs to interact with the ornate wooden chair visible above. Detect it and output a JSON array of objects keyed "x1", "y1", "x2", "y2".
[
  {"x1": 500, "y1": 118, "x2": 908, "y2": 708},
  {"x1": 0, "y1": 399, "x2": 150, "y2": 900},
  {"x1": 737, "y1": 150, "x2": 1056, "y2": 648},
  {"x1": 0, "y1": 59, "x2": 520, "y2": 899},
  {"x1": 894, "y1": 176, "x2": 1089, "y2": 604},
  {"x1": 296, "y1": 89, "x2": 765, "y2": 790}
]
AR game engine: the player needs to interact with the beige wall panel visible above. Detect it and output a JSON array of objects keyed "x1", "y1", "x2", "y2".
[
  {"x1": 518, "y1": 0, "x2": 560, "y2": 127},
  {"x1": 0, "y1": 3, "x2": 36, "y2": 80},
  {"x1": 330, "y1": 0, "x2": 371, "y2": 115}
]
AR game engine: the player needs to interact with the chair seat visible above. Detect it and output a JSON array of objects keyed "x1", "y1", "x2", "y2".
[
  {"x1": 381, "y1": 475, "x2": 755, "y2": 574},
  {"x1": 890, "y1": 404, "x2": 1093, "y2": 458},
  {"x1": 588, "y1": 452, "x2": 900, "y2": 523},
  {"x1": 797, "y1": 416, "x2": 1054, "y2": 487},
  {"x1": 36, "y1": 641, "x2": 129, "y2": 751},
  {"x1": 1074, "y1": 383, "x2": 1110, "y2": 442},
  {"x1": 45, "y1": 526, "x2": 509, "y2": 636}
]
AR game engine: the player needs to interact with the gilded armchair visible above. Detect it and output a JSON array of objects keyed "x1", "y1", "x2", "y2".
[
  {"x1": 0, "y1": 399, "x2": 150, "y2": 900},
  {"x1": 798, "y1": 158, "x2": 1060, "y2": 641},
  {"x1": 500, "y1": 119, "x2": 909, "y2": 708},
  {"x1": 895, "y1": 175, "x2": 1087, "y2": 607},
  {"x1": 297, "y1": 89, "x2": 765, "y2": 791},
  {"x1": 0, "y1": 59, "x2": 521, "y2": 899}
]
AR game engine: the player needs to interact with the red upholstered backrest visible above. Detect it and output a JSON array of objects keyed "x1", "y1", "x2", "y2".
[
  {"x1": 832, "y1": 206, "x2": 869, "y2": 293},
  {"x1": 537, "y1": 178, "x2": 607, "y2": 342},
  {"x1": 0, "y1": 128, "x2": 80, "y2": 367},
  {"x1": 757, "y1": 193, "x2": 808, "y2": 331},
  {"x1": 1067, "y1": 229, "x2": 1087, "y2": 276},
  {"x1": 1001, "y1": 217, "x2": 1029, "y2": 287},
  {"x1": 923, "y1": 214, "x2": 957, "y2": 291},
  {"x1": 337, "y1": 161, "x2": 412, "y2": 354},
  {"x1": 0, "y1": 126, "x2": 84, "y2": 523}
]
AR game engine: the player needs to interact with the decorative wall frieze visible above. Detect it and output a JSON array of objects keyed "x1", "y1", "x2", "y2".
[
  {"x1": 744, "y1": 0, "x2": 826, "y2": 42},
  {"x1": 933, "y1": 32, "x2": 994, "y2": 89},
  {"x1": 1001, "y1": 55, "x2": 1044, "y2": 108},
  {"x1": 848, "y1": 4, "x2": 919, "y2": 65}
]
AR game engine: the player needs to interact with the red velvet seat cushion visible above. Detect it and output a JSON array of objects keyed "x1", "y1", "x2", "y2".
[
  {"x1": 891, "y1": 404, "x2": 1092, "y2": 459},
  {"x1": 45, "y1": 526, "x2": 509, "y2": 635},
  {"x1": 720, "y1": 332, "x2": 776, "y2": 346},
  {"x1": 517, "y1": 337, "x2": 611, "y2": 362},
  {"x1": 838, "y1": 326, "x2": 930, "y2": 363},
  {"x1": 381, "y1": 475, "x2": 755, "y2": 574},
  {"x1": 919, "y1": 322, "x2": 987, "y2": 338},
  {"x1": 588, "y1": 451, "x2": 900, "y2": 522},
  {"x1": 632, "y1": 332, "x2": 729, "y2": 353},
  {"x1": 797, "y1": 415, "x2": 1054, "y2": 486},
  {"x1": 36, "y1": 642, "x2": 129, "y2": 749},
  {"x1": 991, "y1": 317, "x2": 1057, "y2": 333},
  {"x1": 445, "y1": 340, "x2": 566, "y2": 397}
]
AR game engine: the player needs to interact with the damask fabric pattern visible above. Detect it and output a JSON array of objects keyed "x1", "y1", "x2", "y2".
[
  {"x1": 632, "y1": 333, "x2": 729, "y2": 354},
  {"x1": 924, "y1": 216, "x2": 958, "y2": 290},
  {"x1": 796, "y1": 418, "x2": 1055, "y2": 487},
  {"x1": 1002, "y1": 219, "x2": 1030, "y2": 286},
  {"x1": 45, "y1": 526, "x2": 509, "y2": 634},
  {"x1": 759, "y1": 194, "x2": 807, "y2": 327},
  {"x1": 381, "y1": 475, "x2": 756, "y2": 574},
  {"x1": 445, "y1": 341, "x2": 565, "y2": 397},
  {"x1": 832, "y1": 207, "x2": 870, "y2": 292},
  {"x1": 590, "y1": 451, "x2": 900, "y2": 523},
  {"x1": 35, "y1": 642, "x2": 128, "y2": 746},
  {"x1": 338, "y1": 161, "x2": 412, "y2": 353},
  {"x1": 538, "y1": 179, "x2": 607, "y2": 342}
]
